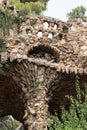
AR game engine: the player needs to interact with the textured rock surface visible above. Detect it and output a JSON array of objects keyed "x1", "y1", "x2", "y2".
[
  {"x1": 3, "y1": 16, "x2": 87, "y2": 74},
  {"x1": 0, "y1": 2, "x2": 87, "y2": 129}
]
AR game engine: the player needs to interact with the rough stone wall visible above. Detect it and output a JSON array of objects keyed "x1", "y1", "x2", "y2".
[
  {"x1": 2, "y1": 16, "x2": 87, "y2": 75},
  {"x1": 0, "y1": 9, "x2": 87, "y2": 129}
]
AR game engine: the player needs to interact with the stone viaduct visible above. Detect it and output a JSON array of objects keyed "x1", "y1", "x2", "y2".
[{"x1": 0, "y1": 15, "x2": 87, "y2": 130}]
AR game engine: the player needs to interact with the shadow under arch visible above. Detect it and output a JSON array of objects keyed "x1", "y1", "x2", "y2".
[
  {"x1": 47, "y1": 72, "x2": 87, "y2": 118},
  {"x1": 47, "y1": 73, "x2": 76, "y2": 115},
  {"x1": 28, "y1": 44, "x2": 59, "y2": 63},
  {"x1": 0, "y1": 73, "x2": 25, "y2": 124}
]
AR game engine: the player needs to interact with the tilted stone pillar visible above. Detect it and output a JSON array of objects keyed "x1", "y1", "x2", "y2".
[
  {"x1": 12, "y1": 61, "x2": 55, "y2": 130},
  {"x1": 23, "y1": 66, "x2": 48, "y2": 130}
]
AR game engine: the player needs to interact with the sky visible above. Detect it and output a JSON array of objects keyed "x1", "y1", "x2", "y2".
[{"x1": 44, "y1": 0, "x2": 87, "y2": 21}]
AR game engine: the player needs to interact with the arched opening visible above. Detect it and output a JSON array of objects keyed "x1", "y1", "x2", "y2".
[
  {"x1": 28, "y1": 45, "x2": 59, "y2": 63},
  {"x1": 53, "y1": 24, "x2": 58, "y2": 30},
  {"x1": 47, "y1": 73, "x2": 75, "y2": 115},
  {"x1": 43, "y1": 21, "x2": 49, "y2": 29},
  {"x1": 47, "y1": 73, "x2": 87, "y2": 119},
  {"x1": 37, "y1": 31, "x2": 43, "y2": 37},
  {"x1": 48, "y1": 33, "x2": 53, "y2": 39},
  {"x1": 26, "y1": 29, "x2": 32, "y2": 36}
]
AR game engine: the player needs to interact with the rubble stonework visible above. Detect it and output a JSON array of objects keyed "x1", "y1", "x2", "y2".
[{"x1": 0, "y1": 14, "x2": 87, "y2": 129}]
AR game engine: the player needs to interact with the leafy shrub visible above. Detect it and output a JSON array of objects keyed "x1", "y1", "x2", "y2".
[
  {"x1": 9, "y1": 0, "x2": 48, "y2": 16},
  {"x1": 0, "y1": 8, "x2": 21, "y2": 72},
  {"x1": 0, "y1": 37, "x2": 6, "y2": 52},
  {"x1": 48, "y1": 76, "x2": 87, "y2": 130},
  {"x1": 0, "y1": 8, "x2": 21, "y2": 36}
]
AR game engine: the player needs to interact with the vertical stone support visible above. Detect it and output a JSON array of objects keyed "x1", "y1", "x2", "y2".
[
  {"x1": 34, "y1": 67, "x2": 48, "y2": 130},
  {"x1": 12, "y1": 61, "x2": 57, "y2": 130},
  {"x1": 23, "y1": 66, "x2": 48, "y2": 130},
  {"x1": 12, "y1": 61, "x2": 49, "y2": 130}
]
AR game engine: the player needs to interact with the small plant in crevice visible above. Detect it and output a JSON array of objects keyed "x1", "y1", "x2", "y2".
[
  {"x1": 0, "y1": 61, "x2": 9, "y2": 74},
  {"x1": 48, "y1": 76, "x2": 87, "y2": 130},
  {"x1": 0, "y1": 37, "x2": 6, "y2": 52},
  {"x1": 30, "y1": 19, "x2": 37, "y2": 26},
  {"x1": 13, "y1": 15, "x2": 22, "y2": 33}
]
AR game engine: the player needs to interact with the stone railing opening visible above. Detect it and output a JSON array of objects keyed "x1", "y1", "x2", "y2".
[
  {"x1": 53, "y1": 24, "x2": 58, "y2": 30},
  {"x1": 58, "y1": 33, "x2": 63, "y2": 40},
  {"x1": 43, "y1": 21, "x2": 49, "y2": 29},
  {"x1": 26, "y1": 29, "x2": 32, "y2": 36},
  {"x1": 28, "y1": 45, "x2": 59, "y2": 63},
  {"x1": 37, "y1": 31, "x2": 43, "y2": 37},
  {"x1": 48, "y1": 33, "x2": 53, "y2": 39}
]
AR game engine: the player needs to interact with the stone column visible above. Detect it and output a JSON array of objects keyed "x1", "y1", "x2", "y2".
[
  {"x1": 12, "y1": 61, "x2": 49, "y2": 130},
  {"x1": 11, "y1": 60, "x2": 58, "y2": 130},
  {"x1": 23, "y1": 66, "x2": 48, "y2": 130}
]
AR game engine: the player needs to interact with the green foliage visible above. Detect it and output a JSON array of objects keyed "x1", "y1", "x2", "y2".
[
  {"x1": 0, "y1": 8, "x2": 22, "y2": 72},
  {"x1": 67, "y1": 6, "x2": 86, "y2": 19},
  {"x1": 0, "y1": 8, "x2": 21, "y2": 37},
  {"x1": 0, "y1": 37, "x2": 6, "y2": 52},
  {"x1": 0, "y1": 9, "x2": 12, "y2": 36},
  {"x1": 48, "y1": 76, "x2": 87, "y2": 130},
  {"x1": 20, "y1": 0, "x2": 39, "y2": 2},
  {"x1": 9, "y1": 0, "x2": 49, "y2": 16},
  {"x1": 0, "y1": 7, "x2": 21, "y2": 53}
]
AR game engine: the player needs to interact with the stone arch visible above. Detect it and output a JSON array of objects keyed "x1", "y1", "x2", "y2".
[{"x1": 28, "y1": 44, "x2": 59, "y2": 63}]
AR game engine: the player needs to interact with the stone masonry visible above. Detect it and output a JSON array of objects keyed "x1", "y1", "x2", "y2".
[{"x1": 0, "y1": 1, "x2": 87, "y2": 130}]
